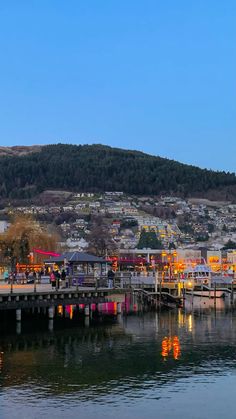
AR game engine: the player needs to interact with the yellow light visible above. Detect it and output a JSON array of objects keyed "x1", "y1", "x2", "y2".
[
  {"x1": 188, "y1": 315, "x2": 193, "y2": 332},
  {"x1": 70, "y1": 305, "x2": 73, "y2": 320},
  {"x1": 57, "y1": 305, "x2": 63, "y2": 316},
  {"x1": 188, "y1": 281, "x2": 192, "y2": 287}
]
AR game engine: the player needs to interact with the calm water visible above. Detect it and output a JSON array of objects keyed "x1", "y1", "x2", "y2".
[{"x1": 1, "y1": 298, "x2": 236, "y2": 419}]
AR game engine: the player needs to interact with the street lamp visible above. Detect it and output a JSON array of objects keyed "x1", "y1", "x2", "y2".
[
  {"x1": 34, "y1": 274, "x2": 37, "y2": 293},
  {"x1": 161, "y1": 250, "x2": 177, "y2": 280},
  {"x1": 10, "y1": 273, "x2": 13, "y2": 294}
]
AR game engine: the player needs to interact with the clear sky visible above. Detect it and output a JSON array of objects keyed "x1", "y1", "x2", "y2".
[{"x1": 0, "y1": 1, "x2": 235, "y2": 172}]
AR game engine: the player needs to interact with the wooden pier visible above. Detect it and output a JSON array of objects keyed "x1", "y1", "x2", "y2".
[
  {"x1": 0, "y1": 288, "x2": 113, "y2": 311},
  {"x1": 0, "y1": 285, "x2": 125, "y2": 325},
  {"x1": 0, "y1": 278, "x2": 182, "y2": 325}
]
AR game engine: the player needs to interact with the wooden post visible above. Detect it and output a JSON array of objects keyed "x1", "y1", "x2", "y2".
[
  {"x1": 95, "y1": 274, "x2": 98, "y2": 291},
  {"x1": 16, "y1": 322, "x2": 21, "y2": 335},
  {"x1": 85, "y1": 305, "x2": 90, "y2": 316},
  {"x1": 48, "y1": 319, "x2": 54, "y2": 332},
  {"x1": 182, "y1": 281, "x2": 185, "y2": 308},
  {"x1": 84, "y1": 316, "x2": 90, "y2": 327},
  {"x1": 214, "y1": 282, "x2": 216, "y2": 305},
  {"x1": 10, "y1": 275, "x2": 13, "y2": 294},
  {"x1": 117, "y1": 302, "x2": 122, "y2": 314},
  {"x1": 48, "y1": 306, "x2": 54, "y2": 319},
  {"x1": 155, "y1": 270, "x2": 158, "y2": 293},
  {"x1": 160, "y1": 275, "x2": 162, "y2": 307}
]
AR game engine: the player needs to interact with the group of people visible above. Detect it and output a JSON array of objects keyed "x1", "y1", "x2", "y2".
[
  {"x1": 49, "y1": 268, "x2": 115, "y2": 289},
  {"x1": 3, "y1": 269, "x2": 43, "y2": 284},
  {"x1": 2, "y1": 267, "x2": 116, "y2": 289}
]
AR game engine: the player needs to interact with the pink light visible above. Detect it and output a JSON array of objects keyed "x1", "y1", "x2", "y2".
[{"x1": 33, "y1": 248, "x2": 61, "y2": 257}]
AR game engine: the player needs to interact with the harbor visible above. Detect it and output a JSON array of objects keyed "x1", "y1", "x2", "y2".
[
  {"x1": 1, "y1": 246, "x2": 236, "y2": 419},
  {"x1": 1, "y1": 299, "x2": 236, "y2": 419}
]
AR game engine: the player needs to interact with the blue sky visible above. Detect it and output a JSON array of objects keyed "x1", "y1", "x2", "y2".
[{"x1": 0, "y1": 1, "x2": 235, "y2": 172}]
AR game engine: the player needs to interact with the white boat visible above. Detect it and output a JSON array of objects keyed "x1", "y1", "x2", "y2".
[
  {"x1": 183, "y1": 264, "x2": 232, "y2": 298},
  {"x1": 185, "y1": 286, "x2": 226, "y2": 299}
]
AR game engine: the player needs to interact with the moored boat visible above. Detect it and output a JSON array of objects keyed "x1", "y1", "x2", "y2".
[
  {"x1": 183, "y1": 264, "x2": 232, "y2": 298},
  {"x1": 185, "y1": 285, "x2": 226, "y2": 298}
]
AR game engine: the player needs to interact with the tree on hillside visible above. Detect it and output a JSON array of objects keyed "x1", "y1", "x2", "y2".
[
  {"x1": 222, "y1": 240, "x2": 236, "y2": 250},
  {"x1": 137, "y1": 229, "x2": 163, "y2": 249}
]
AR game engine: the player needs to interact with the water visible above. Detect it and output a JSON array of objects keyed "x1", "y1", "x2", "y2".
[{"x1": 1, "y1": 299, "x2": 236, "y2": 419}]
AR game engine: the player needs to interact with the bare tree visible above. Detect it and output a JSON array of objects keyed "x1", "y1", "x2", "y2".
[{"x1": 86, "y1": 216, "x2": 117, "y2": 257}]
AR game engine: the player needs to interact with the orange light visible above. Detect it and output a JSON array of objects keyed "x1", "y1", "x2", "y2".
[
  {"x1": 161, "y1": 336, "x2": 181, "y2": 360},
  {"x1": 173, "y1": 336, "x2": 181, "y2": 360}
]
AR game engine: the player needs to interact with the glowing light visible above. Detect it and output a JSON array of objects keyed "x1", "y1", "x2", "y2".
[
  {"x1": 161, "y1": 336, "x2": 181, "y2": 360},
  {"x1": 173, "y1": 336, "x2": 181, "y2": 360},
  {"x1": 69, "y1": 305, "x2": 75, "y2": 320},
  {"x1": 188, "y1": 315, "x2": 193, "y2": 333},
  {"x1": 57, "y1": 305, "x2": 63, "y2": 316},
  {"x1": 33, "y1": 248, "x2": 61, "y2": 257},
  {"x1": 161, "y1": 337, "x2": 169, "y2": 359}
]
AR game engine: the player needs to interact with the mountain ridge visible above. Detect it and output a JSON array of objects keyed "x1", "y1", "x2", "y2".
[{"x1": 0, "y1": 143, "x2": 235, "y2": 201}]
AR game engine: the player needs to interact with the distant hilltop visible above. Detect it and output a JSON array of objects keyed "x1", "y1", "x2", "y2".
[
  {"x1": 0, "y1": 143, "x2": 235, "y2": 201},
  {"x1": 0, "y1": 145, "x2": 42, "y2": 157}
]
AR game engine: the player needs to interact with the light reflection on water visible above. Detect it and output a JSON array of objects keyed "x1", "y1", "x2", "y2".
[{"x1": 1, "y1": 300, "x2": 236, "y2": 418}]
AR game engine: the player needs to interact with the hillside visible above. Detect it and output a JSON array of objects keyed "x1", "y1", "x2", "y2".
[
  {"x1": 0, "y1": 143, "x2": 236, "y2": 200},
  {"x1": 0, "y1": 145, "x2": 41, "y2": 157}
]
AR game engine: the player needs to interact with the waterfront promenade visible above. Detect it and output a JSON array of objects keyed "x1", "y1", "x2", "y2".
[{"x1": 0, "y1": 283, "x2": 105, "y2": 294}]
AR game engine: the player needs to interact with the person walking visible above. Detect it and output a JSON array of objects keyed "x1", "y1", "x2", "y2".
[
  {"x1": 55, "y1": 270, "x2": 61, "y2": 290},
  {"x1": 3, "y1": 270, "x2": 9, "y2": 283},
  {"x1": 107, "y1": 269, "x2": 115, "y2": 289},
  {"x1": 61, "y1": 269, "x2": 66, "y2": 288},
  {"x1": 50, "y1": 271, "x2": 56, "y2": 290}
]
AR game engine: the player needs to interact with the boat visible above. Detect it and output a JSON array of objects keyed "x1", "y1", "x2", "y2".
[
  {"x1": 185, "y1": 285, "x2": 226, "y2": 298},
  {"x1": 183, "y1": 264, "x2": 232, "y2": 298}
]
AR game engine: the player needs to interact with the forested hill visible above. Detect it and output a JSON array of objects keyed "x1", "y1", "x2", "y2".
[{"x1": 0, "y1": 143, "x2": 236, "y2": 200}]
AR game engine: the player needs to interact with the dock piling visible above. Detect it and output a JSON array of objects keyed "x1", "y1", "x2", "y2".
[
  {"x1": 48, "y1": 306, "x2": 54, "y2": 319},
  {"x1": 16, "y1": 309, "x2": 21, "y2": 322},
  {"x1": 85, "y1": 305, "x2": 90, "y2": 316}
]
